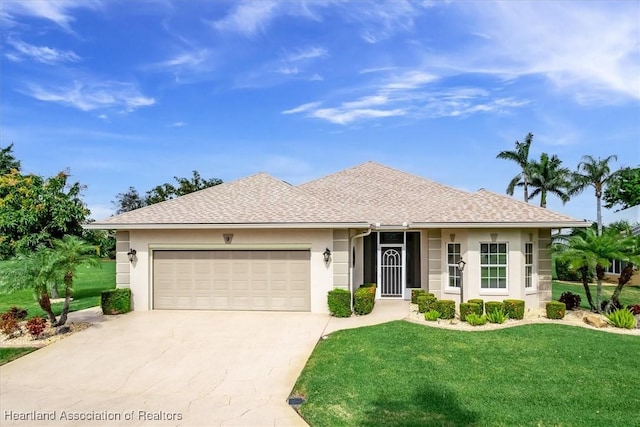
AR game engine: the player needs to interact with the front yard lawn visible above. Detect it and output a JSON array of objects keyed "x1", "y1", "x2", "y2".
[
  {"x1": 0, "y1": 260, "x2": 115, "y2": 317},
  {"x1": 553, "y1": 280, "x2": 640, "y2": 310},
  {"x1": 0, "y1": 347, "x2": 38, "y2": 366},
  {"x1": 293, "y1": 321, "x2": 639, "y2": 427}
]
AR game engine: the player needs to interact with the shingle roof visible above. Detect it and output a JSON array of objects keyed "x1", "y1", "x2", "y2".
[{"x1": 89, "y1": 161, "x2": 587, "y2": 229}]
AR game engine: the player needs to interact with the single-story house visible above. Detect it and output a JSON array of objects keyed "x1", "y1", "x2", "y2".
[{"x1": 86, "y1": 162, "x2": 589, "y2": 313}]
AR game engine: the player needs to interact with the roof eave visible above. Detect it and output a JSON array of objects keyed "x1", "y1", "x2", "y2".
[
  {"x1": 408, "y1": 221, "x2": 592, "y2": 229},
  {"x1": 83, "y1": 222, "x2": 370, "y2": 230}
]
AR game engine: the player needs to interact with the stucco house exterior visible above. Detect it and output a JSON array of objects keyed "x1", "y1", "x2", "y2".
[{"x1": 86, "y1": 162, "x2": 589, "y2": 313}]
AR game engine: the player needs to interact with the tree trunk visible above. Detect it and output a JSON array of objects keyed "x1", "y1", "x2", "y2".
[
  {"x1": 540, "y1": 191, "x2": 547, "y2": 208},
  {"x1": 54, "y1": 272, "x2": 73, "y2": 327},
  {"x1": 524, "y1": 182, "x2": 528, "y2": 204},
  {"x1": 579, "y1": 266, "x2": 596, "y2": 311},
  {"x1": 611, "y1": 263, "x2": 635, "y2": 307},
  {"x1": 50, "y1": 282, "x2": 60, "y2": 299},
  {"x1": 595, "y1": 264, "x2": 605, "y2": 313},
  {"x1": 38, "y1": 291, "x2": 57, "y2": 324},
  {"x1": 596, "y1": 194, "x2": 602, "y2": 236}
]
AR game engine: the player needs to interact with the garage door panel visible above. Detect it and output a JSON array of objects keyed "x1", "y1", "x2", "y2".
[{"x1": 153, "y1": 250, "x2": 310, "y2": 311}]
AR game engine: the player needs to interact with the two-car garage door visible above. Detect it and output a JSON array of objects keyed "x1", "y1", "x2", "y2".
[{"x1": 153, "y1": 250, "x2": 311, "y2": 311}]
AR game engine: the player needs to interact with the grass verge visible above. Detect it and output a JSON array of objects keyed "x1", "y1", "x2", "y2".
[
  {"x1": 293, "y1": 321, "x2": 639, "y2": 427},
  {"x1": 0, "y1": 260, "x2": 115, "y2": 317},
  {"x1": 0, "y1": 347, "x2": 38, "y2": 366}
]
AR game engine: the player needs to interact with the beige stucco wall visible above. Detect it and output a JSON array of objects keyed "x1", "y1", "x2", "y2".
[{"x1": 123, "y1": 228, "x2": 334, "y2": 313}]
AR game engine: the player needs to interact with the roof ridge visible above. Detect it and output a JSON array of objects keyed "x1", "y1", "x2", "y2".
[{"x1": 474, "y1": 188, "x2": 582, "y2": 221}]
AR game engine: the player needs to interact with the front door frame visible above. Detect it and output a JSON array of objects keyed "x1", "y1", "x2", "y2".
[{"x1": 376, "y1": 233, "x2": 407, "y2": 299}]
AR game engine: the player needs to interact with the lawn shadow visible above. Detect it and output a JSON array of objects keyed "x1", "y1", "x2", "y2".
[{"x1": 358, "y1": 383, "x2": 479, "y2": 427}]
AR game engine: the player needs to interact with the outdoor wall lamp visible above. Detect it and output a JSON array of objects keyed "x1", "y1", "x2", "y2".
[
  {"x1": 127, "y1": 249, "x2": 137, "y2": 262},
  {"x1": 323, "y1": 248, "x2": 332, "y2": 263},
  {"x1": 457, "y1": 258, "x2": 466, "y2": 302}
]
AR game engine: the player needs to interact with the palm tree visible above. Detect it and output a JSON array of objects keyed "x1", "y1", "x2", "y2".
[
  {"x1": 50, "y1": 235, "x2": 100, "y2": 326},
  {"x1": 496, "y1": 132, "x2": 534, "y2": 203},
  {"x1": 527, "y1": 153, "x2": 572, "y2": 208},
  {"x1": 572, "y1": 154, "x2": 618, "y2": 235},
  {"x1": 606, "y1": 221, "x2": 640, "y2": 308},
  {"x1": 553, "y1": 228, "x2": 634, "y2": 313}
]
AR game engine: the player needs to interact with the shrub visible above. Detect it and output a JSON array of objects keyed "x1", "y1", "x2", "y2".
[
  {"x1": 0, "y1": 313, "x2": 20, "y2": 337},
  {"x1": 485, "y1": 301, "x2": 504, "y2": 315},
  {"x1": 558, "y1": 292, "x2": 581, "y2": 310},
  {"x1": 503, "y1": 300, "x2": 525, "y2": 320},
  {"x1": 6, "y1": 306, "x2": 28, "y2": 321},
  {"x1": 101, "y1": 288, "x2": 132, "y2": 315},
  {"x1": 411, "y1": 289, "x2": 426, "y2": 304},
  {"x1": 555, "y1": 258, "x2": 594, "y2": 282},
  {"x1": 467, "y1": 299, "x2": 484, "y2": 314},
  {"x1": 486, "y1": 309, "x2": 508, "y2": 324},
  {"x1": 627, "y1": 304, "x2": 640, "y2": 315},
  {"x1": 354, "y1": 285, "x2": 376, "y2": 315},
  {"x1": 424, "y1": 309, "x2": 440, "y2": 321},
  {"x1": 460, "y1": 303, "x2": 480, "y2": 321},
  {"x1": 606, "y1": 309, "x2": 637, "y2": 329},
  {"x1": 546, "y1": 301, "x2": 566, "y2": 319},
  {"x1": 435, "y1": 300, "x2": 456, "y2": 319},
  {"x1": 25, "y1": 317, "x2": 47, "y2": 338},
  {"x1": 417, "y1": 294, "x2": 437, "y2": 313},
  {"x1": 466, "y1": 313, "x2": 487, "y2": 326},
  {"x1": 327, "y1": 289, "x2": 352, "y2": 317}
]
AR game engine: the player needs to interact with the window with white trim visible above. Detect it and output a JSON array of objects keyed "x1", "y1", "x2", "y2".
[
  {"x1": 525, "y1": 242, "x2": 534, "y2": 289},
  {"x1": 447, "y1": 243, "x2": 461, "y2": 288},
  {"x1": 480, "y1": 243, "x2": 508, "y2": 289},
  {"x1": 606, "y1": 259, "x2": 627, "y2": 275}
]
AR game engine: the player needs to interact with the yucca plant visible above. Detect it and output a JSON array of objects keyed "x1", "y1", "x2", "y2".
[
  {"x1": 424, "y1": 309, "x2": 440, "y2": 321},
  {"x1": 465, "y1": 313, "x2": 487, "y2": 326},
  {"x1": 606, "y1": 309, "x2": 637, "y2": 329},
  {"x1": 486, "y1": 309, "x2": 509, "y2": 324}
]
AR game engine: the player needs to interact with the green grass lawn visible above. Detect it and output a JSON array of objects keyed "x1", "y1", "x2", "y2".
[
  {"x1": 0, "y1": 260, "x2": 115, "y2": 317},
  {"x1": 553, "y1": 280, "x2": 640, "y2": 310},
  {"x1": 293, "y1": 321, "x2": 640, "y2": 427},
  {"x1": 0, "y1": 347, "x2": 38, "y2": 366}
]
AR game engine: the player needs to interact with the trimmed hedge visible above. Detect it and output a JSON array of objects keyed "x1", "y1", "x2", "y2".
[
  {"x1": 435, "y1": 300, "x2": 456, "y2": 319},
  {"x1": 328, "y1": 289, "x2": 352, "y2": 317},
  {"x1": 101, "y1": 288, "x2": 131, "y2": 315},
  {"x1": 460, "y1": 303, "x2": 481, "y2": 321},
  {"x1": 468, "y1": 299, "x2": 484, "y2": 314},
  {"x1": 411, "y1": 289, "x2": 426, "y2": 304},
  {"x1": 485, "y1": 301, "x2": 504, "y2": 315},
  {"x1": 546, "y1": 301, "x2": 566, "y2": 319},
  {"x1": 503, "y1": 299, "x2": 525, "y2": 320},
  {"x1": 417, "y1": 294, "x2": 437, "y2": 313},
  {"x1": 354, "y1": 285, "x2": 376, "y2": 315}
]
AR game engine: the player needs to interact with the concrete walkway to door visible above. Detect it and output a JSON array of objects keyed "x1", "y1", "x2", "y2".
[{"x1": 0, "y1": 301, "x2": 409, "y2": 427}]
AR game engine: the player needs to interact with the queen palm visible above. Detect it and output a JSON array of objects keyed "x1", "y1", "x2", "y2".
[
  {"x1": 496, "y1": 132, "x2": 533, "y2": 203},
  {"x1": 572, "y1": 154, "x2": 618, "y2": 235},
  {"x1": 527, "y1": 153, "x2": 572, "y2": 208}
]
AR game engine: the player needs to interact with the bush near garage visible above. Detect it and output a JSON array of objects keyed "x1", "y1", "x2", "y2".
[
  {"x1": 328, "y1": 289, "x2": 352, "y2": 317},
  {"x1": 354, "y1": 284, "x2": 376, "y2": 315},
  {"x1": 101, "y1": 288, "x2": 131, "y2": 315}
]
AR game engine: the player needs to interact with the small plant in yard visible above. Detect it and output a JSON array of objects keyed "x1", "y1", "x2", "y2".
[
  {"x1": 559, "y1": 292, "x2": 581, "y2": 310},
  {"x1": 327, "y1": 289, "x2": 351, "y2": 317},
  {"x1": 459, "y1": 303, "x2": 480, "y2": 321},
  {"x1": 606, "y1": 308, "x2": 637, "y2": 329},
  {"x1": 435, "y1": 300, "x2": 456, "y2": 319},
  {"x1": 627, "y1": 304, "x2": 640, "y2": 315},
  {"x1": 465, "y1": 313, "x2": 487, "y2": 326},
  {"x1": 411, "y1": 289, "x2": 426, "y2": 304},
  {"x1": 485, "y1": 301, "x2": 504, "y2": 315},
  {"x1": 0, "y1": 312, "x2": 20, "y2": 337},
  {"x1": 468, "y1": 299, "x2": 484, "y2": 314},
  {"x1": 546, "y1": 301, "x2": 566, "y2": 320},
  {"x1": 417, "y1": 294, "x2": 437, "y2": 313},
  {"x1": 6, "y1": 306, "x2": 28, "y2": 320},
  {"x1": 25, "y1": 317, "x2": 47, "y2": 338},
  {"x1": 486, "y1": 309, "x2": 509, "y2": 324},
  {"x1": 503, "y1": 299, "x2": 525, "y2": 320},
  {"x1": 424, "y1": 309, "x2": 440, "y2": 321}
]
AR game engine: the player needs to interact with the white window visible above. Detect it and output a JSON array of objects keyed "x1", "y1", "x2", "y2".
[
  {"x1": 607, "y1": 260, "x2": 627, "y2": 275},
  {"x1": 447, "y1": 243, "x2": 461, "y2": 288},
  {"x1": 480, "y1": 243, "x2": 508, "y2": 289},
  {"x1": 525, "y1": 242, "x2": 534, "y2": 289}
]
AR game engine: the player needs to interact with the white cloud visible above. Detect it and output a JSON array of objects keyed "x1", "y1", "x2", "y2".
[
  {"x1": 5, "y1": 39, "x2": 81, "y2": 64},
  {"x1": 212, "y1": 1, "x2": 284, "y2": 36},
  {"x1": 150, "y1": 49, "x2": 209, "y2": 70},
  {"x1": 282, "y1": 102, "x2": 322, "y2": 114},
  {"x1": 286, "y1": 46, "x2": 327, "y2": 62},
  {"x1": 311, "y1": 107, "x2": 406, "y2": 125},
  {"x1": 1, "y1": 0, "x2": 101, "y2": 31},
  {"x1": 22, "y1": 80, "x2": 155, "y2": 112},
  {"x1": 171, "y1": 121, "x2": 185, "y2": 127}
]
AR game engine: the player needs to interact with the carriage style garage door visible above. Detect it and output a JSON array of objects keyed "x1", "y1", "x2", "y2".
[{"x1": 153, "y1": 250, "x2": 311, "y2": 311}]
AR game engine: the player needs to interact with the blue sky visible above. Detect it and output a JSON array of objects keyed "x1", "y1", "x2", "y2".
[{"x1": 1, "y1": 0, "x2": 639, "y2": 223}]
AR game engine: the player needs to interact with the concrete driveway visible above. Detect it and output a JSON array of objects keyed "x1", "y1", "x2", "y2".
[{"x1": 0, "y1": 310, "x2": 331, "y2": 427}]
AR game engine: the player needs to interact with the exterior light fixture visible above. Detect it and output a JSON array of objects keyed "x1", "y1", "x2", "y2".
[
  {"x1": 323, "y1": 248, "x2": 332, "y2": 263},
  {"x1": 127, "y1": 249, "x2": 137, "y2": 262},
  {"x1": 457, "y1": 258, "x2": 466, "y2": 303}
]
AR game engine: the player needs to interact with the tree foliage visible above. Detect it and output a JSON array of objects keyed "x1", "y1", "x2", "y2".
[
  {"x1": 572, "y1": 154, "x2": 618, "y2": 236},
  {"x1": 113, "y1": 170, "x2": 222, "y2": 213},
  {"x1": 496, "y1": 132, "x2": 534, "y2": 203},
  {"x1": 0, "y1": 169, "x2": 90, "y2": 259},
  {"x1": 603, "y1": 166, "x2": 640, "y2": 211},
  {"x1": 0, "y1": 144, "x2": 21, "y2": 174},
  {"x1": 527, "y1": 153, "x2": 572, "y2": 208}
]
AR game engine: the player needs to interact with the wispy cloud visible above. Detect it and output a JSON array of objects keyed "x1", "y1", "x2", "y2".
[
  {"x1": 286, "y1": 46, "x2": 327, "y2": 62},
  {"x1": 282, "y1": 102, "x2": 322, "y2": 115},
  {"x1": 170, "y1": 121, "x2": 185, "y2": 127},
  {"x1": 212, "y1": 1, "x2": 287, "y2": 36},
  {"x1": 5, "y1": 38, "x2": 80, "y2": 64},
  {"x1": 21, "y1": 80, "x2": 155, "y2": 112},
  {"x1": 1, "y1": 0, "x2": 101, "y2": 31}
]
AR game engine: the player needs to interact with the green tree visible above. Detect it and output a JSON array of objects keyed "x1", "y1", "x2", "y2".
[
  {"x1": 496, "y1": 132, "x2": 534, "y2": 203},
  {"x1": 605, "y1": 221, "x2": 640, "y2": 308},
  {"x1": 553, "y1": 227, "x2": 636, "y2": 313},
  {"x1": 1, "y1": 144, "x2": 21, "y2": 174},
  {"x1": 603, "y1": 166, "x2": 640, "y2": 211},
  {"x1": 113, "y1": 186, "x2": 146, "y2": 214},
  {"x1": 572, "y1": 154, "x2": 618, "y2": 236},
  {"x1": 0, "y1": 170, "x2": 90, "y2": 259},
  {"x1": 527, "y1": 153, "x2": 572, "y2": 208}
]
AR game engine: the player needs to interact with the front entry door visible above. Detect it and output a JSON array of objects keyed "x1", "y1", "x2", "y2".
[{"x1": 380, "y1": 246, "x2": 403, "y2": 298}]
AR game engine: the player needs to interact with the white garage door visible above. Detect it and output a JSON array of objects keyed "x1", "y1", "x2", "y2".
[{"x1": 153, "y1": 250, "x2": 311, "y2": 311}]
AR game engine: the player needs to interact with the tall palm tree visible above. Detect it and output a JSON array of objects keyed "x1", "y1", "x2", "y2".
[
  {"x1": 50, "y1": 235, "x2": 100, "y2": 326},
  {"x1": 496, "y1": 132, "x2": 534, "y2": 203},
  {"x1": 572, "y1": 154, "x2": 618, "y2": 235},
  {"x1": 553, "y1": 228, "x2": 633, "y2": 313},
  {"x1": 527, "y1": 153, "x2": 572, "y2": 208}
]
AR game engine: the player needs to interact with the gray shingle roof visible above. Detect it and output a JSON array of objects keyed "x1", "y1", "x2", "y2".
[{"x1": 89, "y1": 161, "x2": 587, "y2": 229}]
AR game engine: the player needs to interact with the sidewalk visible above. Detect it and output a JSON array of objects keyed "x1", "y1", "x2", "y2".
[{"x1": 322, "y1": 299, "x2": 411, "y2": 336}]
